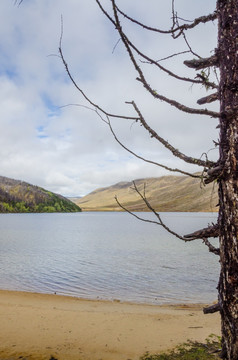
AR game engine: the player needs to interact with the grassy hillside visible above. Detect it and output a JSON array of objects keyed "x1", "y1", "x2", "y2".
[
  {"x1": 75, "y1": 175, "x2": 218, "y2": 212},
  {"x1": 0, "y1": 176, "x2": 81, "y2": 213}
]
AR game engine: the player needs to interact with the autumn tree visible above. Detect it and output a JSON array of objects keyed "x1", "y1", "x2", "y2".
[{"x1": 58, "y1": 1, "x2": 238, "y2": 358}]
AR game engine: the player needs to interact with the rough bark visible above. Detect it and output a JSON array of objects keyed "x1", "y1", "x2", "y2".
[
  {"x1": 184, "y1": 224, "x2": 219, "y2": 240},
  {"x1": 184, "y1": 55, "x2": 219, "y2": 70},
  {"x1": 203, "y1": 303, "x2": 221, "y2": 314},
  {"x1": 217, "y1": 1, "x2": 238, "y2": 358},
  {"x1": 197, "y1": 92, "x2": 219, "y2": 105}
]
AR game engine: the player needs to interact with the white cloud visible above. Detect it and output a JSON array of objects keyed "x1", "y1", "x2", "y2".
[{"x1": 0, "y1": 1, "x2": 218, "y2": 196}]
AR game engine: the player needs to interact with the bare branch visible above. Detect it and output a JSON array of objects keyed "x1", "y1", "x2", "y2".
[
  {"x1": 115, "y1": 181, "x2": 194, "y2": 242},
  {"x1": 203, "y1": 303, "x2": 221, "y2": 314},
  {"x1": 137, "y1": 78, "x2": 220, "y2": 118},
  {"x1": 107, "y1": 118, "x2": 202, "y2": 178},
  {"x1": 115, "y1": 4, "x2": 217, "y2": 37},
  {"x1": 154, "y1": 51, "x2": 190, "y2": 63},
  {"x1": 202, "y1": 238, "x2": 220, "y2": 255},
  {"x1": 184, "y1": 224, "x2": 219, "y2": 240},
  {"x1": 184, "y1": 55, "x2": 219, "y2": 70},
  {"x1": 197, "y1": 92, "x2": 219, "y2": 105},
  {"x1": 58, "y1": 46, "x2": 139, "y2": 122},
  {"x1": 171, "y1": 5, "x2": 203, "y2": 60},
  {"x1": 132, "y1": 41, "x2": 218, "y2": 89},
  {"x1": 204, "y1": 165, "x2": 223, "y2": 184},
  {"x1": 185, "y1": 223, "x2": 220, "y2": 255},
  {"x1": 129, "y1": 101, "x2": 215, "y2": 168},
  {"x1": 96, "y1": 0, "x2": 218, "y2": 90},
  {"x1": 110, "y1": 2, "x2": 220, "y2": 118},
  {"x1": 181, "y1": 31, "x2": 202, "y2": 59},
  {"x1": 115, "y1": 182, "x2": 220, "y2": 257},
  {"x1": 131, "y1": 41, "x2": 218, "y2": 89},
  {"x1": 59, "y1": 103, "x2": 203, "y2": 179}
]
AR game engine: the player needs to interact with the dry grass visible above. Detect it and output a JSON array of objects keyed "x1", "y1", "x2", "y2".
[{"x1": 75, "y1": 175, "x2": 218, "y2": 212}]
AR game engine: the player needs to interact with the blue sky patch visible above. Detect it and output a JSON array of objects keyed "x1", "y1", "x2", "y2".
[{"x1": 41, "y1": 93, "x2": 61, "y2": 117}]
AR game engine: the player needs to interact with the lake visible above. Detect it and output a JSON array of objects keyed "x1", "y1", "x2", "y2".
[{"x1": 0, "y1": 212, "x2": 219, "y2": 304}]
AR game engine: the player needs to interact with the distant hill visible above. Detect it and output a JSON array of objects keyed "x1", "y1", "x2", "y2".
[
  {"x1": 75, "y1": 175, "x2": 218, "y2": 212},
  {"x1": 0, "y1": 176, "x2": 81, "y2": 213}
]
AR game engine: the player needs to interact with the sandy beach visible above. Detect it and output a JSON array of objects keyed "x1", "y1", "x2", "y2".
[{"x1": 0, "y1": 290, "x2": 220, "y2": 360}]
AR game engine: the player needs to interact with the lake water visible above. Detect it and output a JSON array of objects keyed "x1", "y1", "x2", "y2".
[{"x1": 0, "y1": 212, "x2": 220, "y2": 304}]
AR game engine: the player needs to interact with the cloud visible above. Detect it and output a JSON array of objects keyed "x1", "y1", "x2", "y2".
[{"x1": 0, "y1": 1, "x2": 218, "y2": 196}]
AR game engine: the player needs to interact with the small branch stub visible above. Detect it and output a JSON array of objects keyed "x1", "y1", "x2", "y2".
[
  {"x1": 203, "y1": 303, "x2": 221, "y2": 314},
  {"x1": 197, "y1": 92, "x2": 219, "y2": 105},
  {"x1": 204, "y1": 165, "x2": 223, "y2": 184},
  {"x1": 184, "y1": 224, "x2": 219, "y2": 240},
  {"x1": 184, "y1": 55, "x2": 219, "y2": 70}
]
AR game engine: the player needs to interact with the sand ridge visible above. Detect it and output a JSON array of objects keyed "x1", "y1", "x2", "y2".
[{"x1": 0, "y1": 290, "x2": 220, "y2": 360}]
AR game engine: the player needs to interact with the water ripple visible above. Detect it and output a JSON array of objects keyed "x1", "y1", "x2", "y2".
[{"x1": 0, "y1": 212, "x2": 219, "y2": 304}]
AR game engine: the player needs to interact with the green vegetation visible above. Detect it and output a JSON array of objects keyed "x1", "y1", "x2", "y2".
[
  {"x1": 140, "y1": 336, "x2": 221, "y2": 360},
  {"x1": 0, "y1": 175, "x2": 81, "y2": 213}
]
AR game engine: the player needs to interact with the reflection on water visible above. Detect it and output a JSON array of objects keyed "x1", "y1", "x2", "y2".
[{"x1": 0, "y1": 212, "x2": 219, "y2": 304}]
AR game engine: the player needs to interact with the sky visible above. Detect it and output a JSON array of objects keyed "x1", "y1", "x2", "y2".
[{"x1": 0, "y1": 0, "x2": 218, "y2": 197}]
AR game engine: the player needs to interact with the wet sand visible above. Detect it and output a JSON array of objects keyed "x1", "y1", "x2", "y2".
[{"x1": 0, "y1": 290, "x2": 220, "y2": 360}]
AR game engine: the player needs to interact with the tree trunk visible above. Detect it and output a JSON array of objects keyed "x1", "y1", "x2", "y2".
[{"x1": 217, "y1": 1, "x2": 238, "y2": 358}]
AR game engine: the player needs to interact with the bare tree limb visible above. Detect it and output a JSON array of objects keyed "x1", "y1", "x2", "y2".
[
  {"x1": 137, "y1": 78, "x2": 220, "y2": 118},
  {"x1": 132, "y1": 42, "x2": 218, "y2": 89},
  {"x1": 115, "y1": 4, "x2": 217, "y2": 37},
  {"x1": 180, "y1": 31, "x2": 202, "y2": 59},
  {"x1": 58, "y1": 16, "x2": 215, "y2": 173},
  {"x1": 58, "y1": 46, "x2": 139, "y2": 122},
  {"x1": 115, "y1": 181, "x2": 195, "y2": 242},
  {"x1": 184, "y1": 55, "x2": 219, "y2": 70},
  {"x1": 59, "y1": 103, "x2": 202, "y2": 179},
  {"x1": 202, "y1": 238, "x2": 220, "y2": 255},
  {"x1": 115, "y1": 180, "x2": 220, "y2": 255},
  {"x1": 185, "y1": 224, "x2": 220, "y2": 255},
  {"x1": 129, "y1": 101, "x2": 215, "y2": 168},
  {"x1": 184, "y1": 223, "x2": 219, "y2": 240},
  {"x1": 107, "y1": 118, "x2": 202, "y2": 178},
  {"x1": 130, "y1": 40, "x2": 218, "y2": 89},
  {"x1": 110, "y1": 1, "x2": 220, "y2": 118},
  {"x1": 154, "y1": 51, "x2": 190, "y2": 63},
  {"x1": 204, "y1": 165, "x2": 223, "y2": 184},
  {"x1": 171, "y1": 5, "x2": 203, "y2": 60},
  {"x1": 203, "y1": 303, "x2": 221, "y2": 314},
  {"x1": 116, "y1": 181, "x2": 221, "y2": 252},
  {"x1": 95, "y1": 0, "x2": 218, "y2": 90}
]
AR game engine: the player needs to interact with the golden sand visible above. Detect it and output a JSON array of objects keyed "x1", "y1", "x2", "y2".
[{"x1": 0, "y1": 290, "x2": 220, "y2": 360}]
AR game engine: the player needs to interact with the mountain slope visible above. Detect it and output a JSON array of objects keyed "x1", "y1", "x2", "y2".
[
  {"x1": 75, "y1": 175, "x2": 218, "y2": 212},
  {"x1": 0, "y1": 176, "x2": 81, "y2": 213}
]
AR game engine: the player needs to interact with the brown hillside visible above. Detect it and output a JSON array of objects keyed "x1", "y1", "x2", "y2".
[{"x1": 75, "y1": 175, "x2": 218, "y2": 212}]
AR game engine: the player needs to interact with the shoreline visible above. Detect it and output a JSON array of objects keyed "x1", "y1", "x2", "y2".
[
  {"x1": 0, "y1": 289, "x2": 220, "y2": 360},
  {"x1": 0, "y1": 286, "x2": 217, "y2": 306}
]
